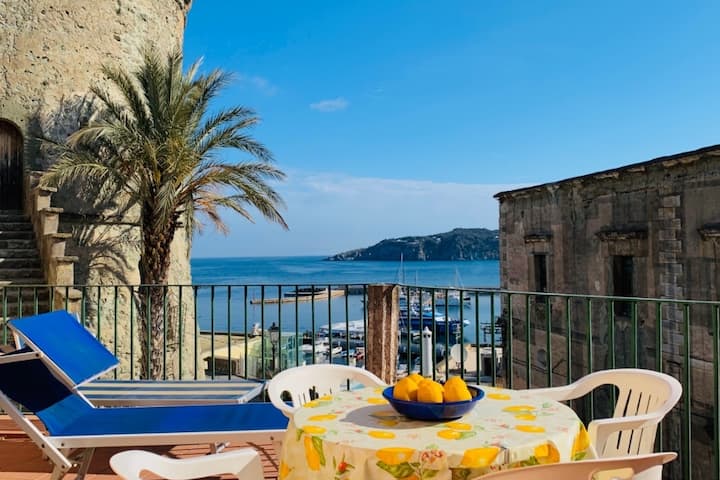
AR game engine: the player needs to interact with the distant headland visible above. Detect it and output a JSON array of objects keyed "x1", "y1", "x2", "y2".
[{"x1": 326, "y1": 228, "x2": 499, "y2": 261}]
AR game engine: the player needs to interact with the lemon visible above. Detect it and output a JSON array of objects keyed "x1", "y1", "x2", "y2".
[
  {"x1": 303, "y1": 436, "x2": 323, "y2": 470},
  {"x1": 437, "y1": 429, "x2": 463, "y2": 440},
  {"x1": 486, "y1": 392, "x2": 511, "y2": 400},
  {"x1": 278, "y1": 460, "x2": 292, "y2": 480},
  {"x1": 407, "y1": 372, "x2": 425, "y2": 383},
  {"x1": 445, "y1": 421, "x2": 472, "y2": 431},
  {"x1": 443, "y1": 377, "x2": 472, "y2": 402},
  {"x1": 516, "y1": 424, "x2": 545, "y2": 433},
  {"x1": 572, "y1": 425, "x2": 591, "y2": 455},
  {"x1": 444, "y1": 375, "x2": 466, "y2": 386},
  {"x1": 534, "y1": 443, "x2": 560, "y2": 464},
  {"x1": 393, "y1": 377, "x2": 419, "y2": 401},
  {"x1": 460, "y1": 447, "x2": 501, "y2": 468},
  {"x1": 502, "y1": 405, "x2": 536, "y2": 413},
  {"x1": 308, "y1": 414, "x2": 337, "y2": 422},
  {"x1": 417, "y1": 379, "x2": 444, "y2": 403},
  {"x1": 376, "y1": 447, "x2": 415, "y2": 465},
  {"x1": 302, "y1": 425, "x2": 327, "y2": 435}
]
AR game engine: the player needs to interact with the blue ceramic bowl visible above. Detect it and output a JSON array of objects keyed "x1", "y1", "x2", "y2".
[{"x1": 382, "y1": 385, "x2": 484, "y2": 421}]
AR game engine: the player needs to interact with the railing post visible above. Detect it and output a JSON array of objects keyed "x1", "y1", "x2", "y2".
[{"x1": 366, "y1": 284, "x2": 399, "y2": 384}]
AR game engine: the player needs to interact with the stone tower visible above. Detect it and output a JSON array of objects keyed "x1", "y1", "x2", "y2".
[
  {"x1": 0, "y1": 0, "x2": 199, "y2": 379},
  {"x1": 1, "y1": 0, "x2": 191, "y2": 140}
]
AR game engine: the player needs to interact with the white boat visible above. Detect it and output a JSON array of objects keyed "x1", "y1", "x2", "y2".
[
  {"x1": 434, "y1": 289, "x2": 472, "y2": 307},
  {"x1": 318, "y1": 320, "x2": 365, "y2": 339},
  {"x1": 301, "y1": 338, "x2": 343, "y2": 357}
]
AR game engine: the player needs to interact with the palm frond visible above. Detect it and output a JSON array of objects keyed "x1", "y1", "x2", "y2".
[{"x1": 38, "y1": 47, "x2": 288, "y2": 277}]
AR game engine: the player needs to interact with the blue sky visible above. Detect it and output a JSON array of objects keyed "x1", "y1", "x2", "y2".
[{"x1": 184, "y1": 1, "x2": 720, "y2": 257}]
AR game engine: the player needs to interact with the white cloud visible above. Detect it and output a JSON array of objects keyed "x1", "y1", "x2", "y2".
[
  {"x1": 237, "y1": 73, "x2": 278, "y2": 95},
  {"x1": 191, "y1": 171, "x2": 529, "y2": 258},
  {"x1": 309, "y1": 97, "x2": 349, "y2": 112}
]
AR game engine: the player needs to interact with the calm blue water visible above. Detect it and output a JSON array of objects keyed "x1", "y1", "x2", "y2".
[
  {"x1": 190, "y1": 256, "x2": 500, "y2": 343},
  {"x1": 191, "y1": 256, "x2": 500, "y2": 287}
]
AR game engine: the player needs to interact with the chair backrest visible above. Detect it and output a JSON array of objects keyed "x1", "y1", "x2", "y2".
[
  {"x1": 267, "y1": 364, "x2": 386, "y2": 418},
  {"x1": 9, "y1": 311, "x2": 118, "y2": 386},
  {"x1": 531, "y1": 369, "x2": 682, "y2": 457},
  {"x1": 479, "y1": 452, "x2": 676, "y2": 480},
  {"x1": 110, "y1": 448, "x2": 263, "y2": 480},
  {"x1": 0, "y1": 346, "x2": 92, "y2": 474},
  {"x1": 0, "y1": 346, "x2": 94, "y2": 431}
]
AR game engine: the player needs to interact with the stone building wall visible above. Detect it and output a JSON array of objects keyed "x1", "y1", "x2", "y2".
[
  {"x1": 496, "y1": 145, "x2": 720, "y2": 476},
  {"x1": 0, "y1": 0, "x2": 200, "y2": 378}
]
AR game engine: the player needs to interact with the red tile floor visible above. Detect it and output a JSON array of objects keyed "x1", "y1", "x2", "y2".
[{"x1": 0, "y1": 416, "x2": 280, "y2": 480}]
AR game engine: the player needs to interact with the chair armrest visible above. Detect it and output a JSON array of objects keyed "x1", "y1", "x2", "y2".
[
  {"x1": 518, "y1": 384, "x2": 578, "y2": 401},
  {"x1": 588, "y1": 412, "x2": 663, "y2": 455}
]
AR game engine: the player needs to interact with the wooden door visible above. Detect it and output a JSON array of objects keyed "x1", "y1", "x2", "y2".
[{"x1": 0, "y1": 120, "x2": 23, "y2": 210}]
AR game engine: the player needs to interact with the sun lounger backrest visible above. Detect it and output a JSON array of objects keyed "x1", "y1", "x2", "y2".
[
  {"x1": 9, "y1": 311, "x2": 119, "y2": 386},
  {"x1": 0, "y1": 347, "x2": 93, "y2": 433}
]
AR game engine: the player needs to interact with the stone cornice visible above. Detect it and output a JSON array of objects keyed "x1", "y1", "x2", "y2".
[
  {"x1": 699, "y1": 223, "x2": 720, "y2": 240},
  {"x1": 495, "y1": 145, "x2": 720, "y2": 201},
  {"x1": 524, "y1": 233, "x2": 552, "y2": 244},
  {"x1": 596, "y1": 229, "x2": 648, "y2": 241}
]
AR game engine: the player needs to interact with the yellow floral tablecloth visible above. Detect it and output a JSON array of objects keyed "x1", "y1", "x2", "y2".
[{"x1": 278, "y1": 385, "x2": 594, "y2": 480}]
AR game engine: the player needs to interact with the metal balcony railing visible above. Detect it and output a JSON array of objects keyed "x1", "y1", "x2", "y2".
[{"x1": 1, "y1": 282, "x2": 718, "y2": 480}]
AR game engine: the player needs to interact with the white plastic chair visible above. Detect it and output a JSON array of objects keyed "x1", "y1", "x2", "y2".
[
  {"x1": 267, "y1": 364, "x2": 386, "y2": 418},
  {"x1": 526, "y1": 369, "x2": 682, "y2": 457},
  {"x1": 478, "y1": 452, "x2": 676, "y2": 480},
  {"x1": 109, "y1": 448, "x2": 263, "y2": 479}
]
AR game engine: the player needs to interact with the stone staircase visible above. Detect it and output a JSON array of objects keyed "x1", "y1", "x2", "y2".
[{"x1": 0, "y1": 209, "x2": 51, "y2": 319}]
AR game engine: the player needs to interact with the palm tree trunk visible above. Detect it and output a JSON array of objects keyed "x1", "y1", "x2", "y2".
[{"x1": 138, "y1": 222, "x2": 174, "y2": 380}]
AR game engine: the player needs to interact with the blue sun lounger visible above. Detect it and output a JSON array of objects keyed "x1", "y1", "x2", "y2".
[
  {"x1": 9, "y1": 311, "x2": 264, "y2": 406},
  {"x1": 0, "y1": 312, "x2": 288, "y2": 480}
]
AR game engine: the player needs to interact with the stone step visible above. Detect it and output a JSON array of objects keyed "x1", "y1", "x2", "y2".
[
  {"x1": 0, "y1": 268, "x2": 44, "y2": 280},
  {"x1": 0, "y1": 239, "x2": 36, "y2": 250},
  {"x1": 0, "y1": 222, "x2": 33, "y2": 232},
  {"x1": 0, "y1": 257, "x2": 41, "y2": 269},
  {"x1": 0, "y1": 286, "x2": 52, "y2": 301},
  {"x1": 0, "y1": 248, "x2": 38, "y2": 258},
  {"x1": 0, "y1": 301, "x2": 51, "y2": 319},
  {"x1": 0, "y1": 277, "x2": 48, "y2": 286},
  {"x1": 0, "y1": 230, "x2": 34, "y2": 240},
  {"x1": 0, "y1": 213, "x2": 28, "y2": 223}
]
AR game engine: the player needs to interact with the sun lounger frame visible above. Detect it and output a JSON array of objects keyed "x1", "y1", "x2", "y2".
[
  {"x1": 78, "y1": 379, "x2": 265, "y2": 406},
  {"x1": 0, "y1": 312, "x2": 287, "y2": 480},
  {"x1": 0, "y1": 349, "x2": 286, "y2": 480}
]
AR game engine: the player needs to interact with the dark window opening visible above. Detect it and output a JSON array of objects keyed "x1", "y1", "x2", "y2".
[
  {"x1": 534, "y1": 254, "x2": 548, "y2": 293},
  {"x1": 613, "y1": 255, "x2": 633, "y2": 316}
]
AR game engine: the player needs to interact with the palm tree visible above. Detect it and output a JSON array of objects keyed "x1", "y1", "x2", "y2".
[{"x1": 41, "y1": 50, "x2": 288, "y2": 379}]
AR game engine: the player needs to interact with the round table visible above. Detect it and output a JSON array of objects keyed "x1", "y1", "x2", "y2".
[{"x1": 278, "y1": 385, "x2": 593, "y2": 480}]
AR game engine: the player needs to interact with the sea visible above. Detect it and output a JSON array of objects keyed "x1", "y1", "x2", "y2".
[{"x1": 190, "y1": 256, "x2": 500, "y2": 344}]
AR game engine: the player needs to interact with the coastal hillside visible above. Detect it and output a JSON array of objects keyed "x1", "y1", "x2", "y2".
[{"x1": 326, "y1": 228, "x2": 499, "y2": 261}]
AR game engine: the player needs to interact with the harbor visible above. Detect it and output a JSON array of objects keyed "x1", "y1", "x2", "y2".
[
  {"x1": 198, "y1": 311, "x2": 503, "y2": 383},
  {"x1": 248, "y1": 286, "x2": 346, "y2": 304},
  {"x1": 190, "y1": 259, "x2": 504, "y2": 381}
]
